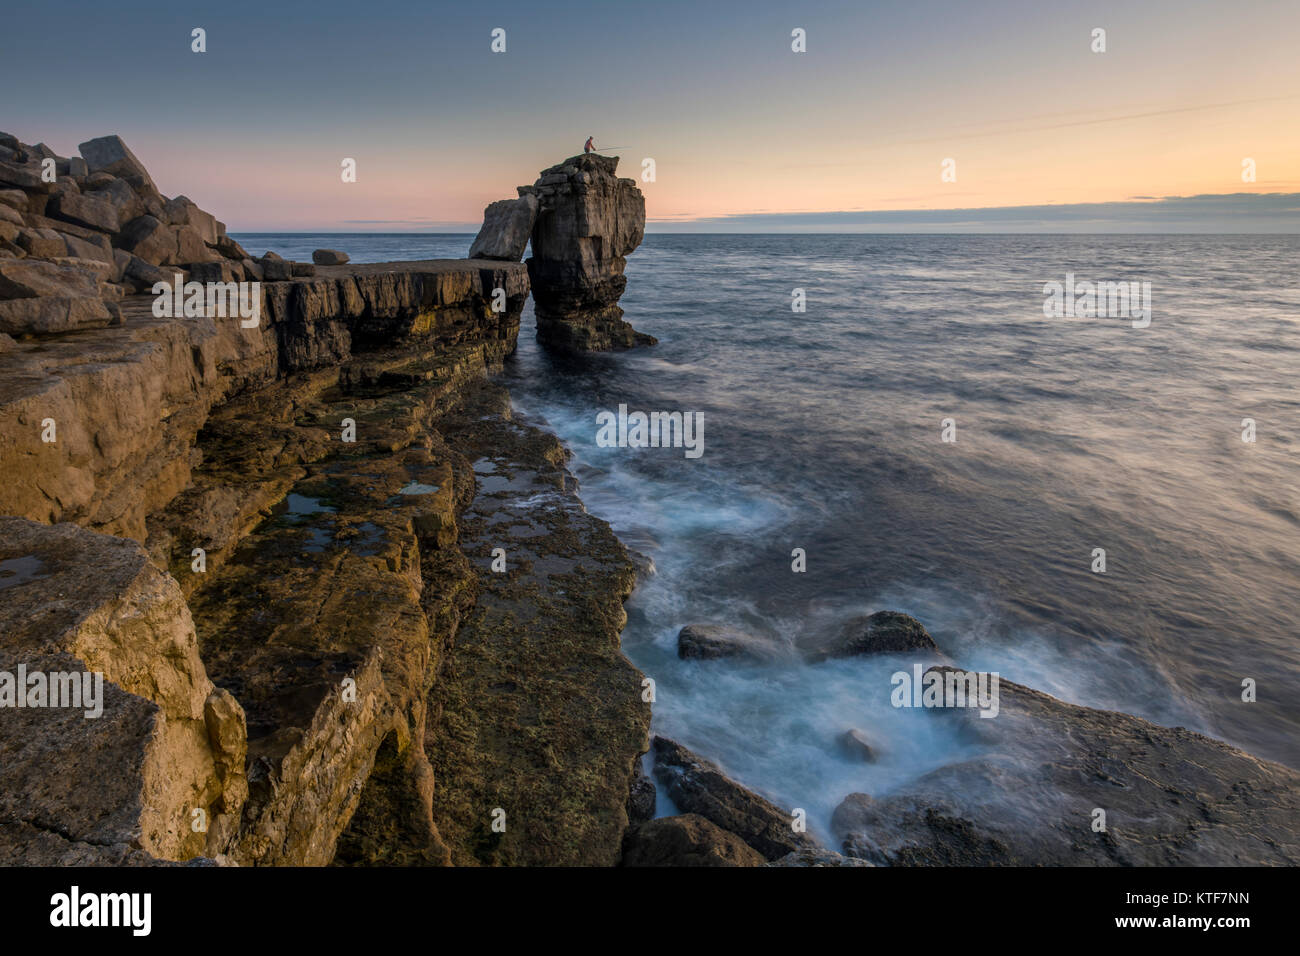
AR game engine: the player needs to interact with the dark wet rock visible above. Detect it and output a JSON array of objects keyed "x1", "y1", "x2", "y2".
[
  {"x1": 809, "y1": 610, "x2": 937, "y2": 660},
  {"x1": 622, "y1": 814, "x2": 766, "y2": 867},
  {"x1": 652, "y1": 736, "x2": 817, "y2": 861},
  {"x1": 836, "y1": 668, "x2": 1300, "y2": 866},
  {"x1": 468, "y1": 194, "x2": 538, "y2": 262},
  {"x1": 628, "y1": 760, "x2": 657, "y2": 823},
  {"x1": 838, "y1": 728, "x2": 880, "y2": 763},
  {"x1": 677, "y1": 623, "x2": 785, "y2": 662},
  {"x1": 767, "y1": 846, "x2": 875, "y2": 867}
]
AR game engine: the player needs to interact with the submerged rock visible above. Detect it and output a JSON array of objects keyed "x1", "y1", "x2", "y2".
[
  {"x1": 837, "y1": 728, "x2": 880, "y2": 763},
  {"x1": 809, "y1": 610, "x2": 937, "y2": 660},
  {"x1": 622, "y1": 814, "x2": 766, "y2": 867},
  {"x1": 677, "y1": 623, "x2": 786, "y2": 662}
]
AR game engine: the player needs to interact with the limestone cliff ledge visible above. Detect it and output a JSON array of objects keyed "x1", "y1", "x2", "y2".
[{"x1": 0, "y1": 256, "x2": 649, "y2": 866}]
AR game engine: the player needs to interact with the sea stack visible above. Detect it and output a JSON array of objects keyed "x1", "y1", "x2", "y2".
[{"x1": 522, "y1": 153, "x2": 654, "y2": 351}]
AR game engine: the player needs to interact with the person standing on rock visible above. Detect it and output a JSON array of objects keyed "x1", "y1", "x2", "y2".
[{"x1": 584, "y1": 136, "x2": 595, "y2": 154}]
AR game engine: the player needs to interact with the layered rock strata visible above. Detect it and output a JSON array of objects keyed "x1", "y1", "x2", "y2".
[{"x1": 0, "y1": 132, "x2": 661, "y2": 868}]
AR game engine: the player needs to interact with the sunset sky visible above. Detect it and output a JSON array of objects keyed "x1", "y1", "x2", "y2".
[{"x1": 5, "y1": 0, "x2": 1298, "y2": 230}]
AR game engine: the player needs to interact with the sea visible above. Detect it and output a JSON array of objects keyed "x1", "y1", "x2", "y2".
[{"x1": 236, "y1": 232, "x2": 1300, "y2": 838}]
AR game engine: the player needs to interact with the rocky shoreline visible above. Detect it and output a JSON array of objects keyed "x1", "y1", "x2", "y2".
[
  {"x1": 2, "y1": 131, "x2": 1296, "y2": 867},
  {"x1": 0, "y1": 132, "x2": 652, "y2": 865}
]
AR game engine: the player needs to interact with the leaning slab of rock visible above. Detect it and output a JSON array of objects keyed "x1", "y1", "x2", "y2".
[
  {"x1": 652, "y1": 735, "x2": 816, "y2": 861},
  {"x1": 78, "y1": 135, "x2": 157, "y2": 193},
  {"x1": 467, "y1": 194, "x2": 538, "y2": 262},
  {"x1": 834, "y1": 668, "x2": 1300, "y2": 866}
]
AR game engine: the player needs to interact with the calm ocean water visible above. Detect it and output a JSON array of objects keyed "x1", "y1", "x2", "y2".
[{"x1": 238, "y1": 232, "x2": 1300, "y2": 834}]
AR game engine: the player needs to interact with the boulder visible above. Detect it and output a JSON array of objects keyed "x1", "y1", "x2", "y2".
[
  {"x1": 838, "y1": 728, "x2": 880, "y2": 763},
  {"x1": 651, "y1": 736, "x2": 817, "y2": 861},
  {"x1": 87, "y1": 177, "x2": 144, "y2": 225},
  {"x1": 59, "y1": 156, "x2": 89, "y2": 180},
  {"x1": 260, "y1": 256, "x2": 293, "y2": 281},
  {"x1": 58, "y1": 231, "x2": 114, "y2": 266},
  {"x1": 164, "y1": 196, "x2": 219, "y2": 245},
  {"x1": 311, "y1": 248, "x2": 350, "y2": 265},
  {"x1": 173, "y1": 223, "x2": 216, "y2": 265},
  {"x1": 124, "y1": 253, "x2": 172, "y2": 288},
  {"x1": 809, "y1": 610, "x2": 937, "y2": 660},
  {"x1": 290, "y1": 261, "x2": 316, "y2": 277},
  {"x1": 0, "y1": 204, "x2": 23, "y2": 227},
  {"x1": 47, "y1": 190, "x2": 120, "y2": 233},
  {"x1": 112, "y1": 248, "x2": 131, "y2": 283},
  {"x1": 0, "y1": 189, "x2": 26, "y2": 211},
  {"x1": 0, "y1": 258, "x2": 102, "y2": 299},
  {"x1": 116, "y1": 215, "x2": 172, "y2": 264},
  {"x1": 190, "y1": 260, "x2": 244, "y2": 283},
  {"x1": 829, "y1": 792, "x2": 877, "y2": 838},
  {"x1": 16, "y1": 227, "x2": 67, "y2": 258},
  {"x1": 0, "y1": 296, "x2": 113, "y2": 335},
  {"x1": 467, "y1": 194, "x2": 537, "y2": 261},
  {"x1": 0, "y1": 161, "x2": 45, "y2": 191},
  {"x1": 77, "y1": 135, "x2": 157, "y2": 192},
  {"x1": 621, "y1": 814, "x2": 766, "y2": 867},
  {"x1": 677, "y1": 623, "x2": 786, "y2": 661},
  {"x1": 216, "y1": 234, "x2": 249, "y2": 261}
]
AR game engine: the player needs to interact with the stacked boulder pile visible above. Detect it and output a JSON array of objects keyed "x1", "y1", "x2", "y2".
[
  {"x1": 467, "y1": 152, "x2": 655, "y2": 351},
  {"x1": 0, "y1": 132, "x2": 262, "y2": 336}
]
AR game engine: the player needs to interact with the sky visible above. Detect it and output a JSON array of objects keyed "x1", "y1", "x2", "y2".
[{"x1": 4, "y1": 0, "x2": 1298, "y2": 231}]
